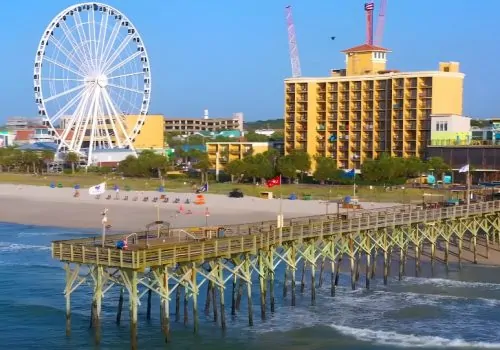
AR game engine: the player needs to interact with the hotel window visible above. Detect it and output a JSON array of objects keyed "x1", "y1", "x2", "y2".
[{"x1": 436, "y1": 121, "x2": 448, "y2": 131}]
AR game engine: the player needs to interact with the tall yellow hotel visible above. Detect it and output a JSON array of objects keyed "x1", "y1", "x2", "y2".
[{"x1": 284, "y1": 41, "x2": 464, "y2": 170}]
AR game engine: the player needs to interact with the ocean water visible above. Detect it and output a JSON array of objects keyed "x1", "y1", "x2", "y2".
[{"x1": 1, "y1": 222, "x2": 500, "y2": 349}]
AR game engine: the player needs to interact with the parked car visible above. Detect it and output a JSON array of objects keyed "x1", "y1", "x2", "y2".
[{"x1": 228, "y1": 189, "x2": 244, "y2": 198}]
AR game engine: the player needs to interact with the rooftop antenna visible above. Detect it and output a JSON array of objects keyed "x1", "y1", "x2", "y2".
[{"x1": 285, "y1": 5, "x2": 302, "y2": 77}]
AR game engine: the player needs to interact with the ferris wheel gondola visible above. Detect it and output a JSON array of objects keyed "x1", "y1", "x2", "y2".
[{"x1": 33, "y1": 2, "x2": 152, "y2": 165}]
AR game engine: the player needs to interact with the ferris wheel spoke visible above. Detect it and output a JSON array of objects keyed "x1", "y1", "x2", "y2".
[
  {"x1": 58, "y1": 89, "x2": 89, "y2": 148},
  {"x1": 104, "y1": 51, "x2": 143, "y2": 76},
  {"x1": 107, "y1": 83, "x2": 143, "y2": 95},
  {"x1": 101, "y1": 91, "x2": 124, "y2": 148},
  {"x1": 102, "y1": 88, "x2": 133, "y2": 149},
  {"x1": 45, "y1": 83, "x2": 85, "y2": 103},
  {"x1": 99, "y1": 20, "x2": 121, "y2": 71},
  {"x1": 96, "y1": 9, "x2": 110, "y2": 66},
  {"x1": 101, "y1": 34, "x2": 134, "y2": 73},
  {"x1": 48, "y1": 35, "x2": 87, "y2": 75},
  {"x1": 74, "y1": 88, "x2": 96, "y2": 151},
  {"x1": 73, "y1": 11, "x2": 95, "y2": 72},
  {"x1": 89, "y1": 9, "x2": 98, "y2": 63},
  {"x1": 59, "y1": 20, "x2": 92, "y2": 74},
  {"x1": 67, "y1": 89, "x2": 92, "y2": 150},
  {"x1": 98, "y1": 94, "x2": 117, "y2": 148},
  {"x1": 44, "y1": 56, "x2": 86, "y2": 78},
  {"x1": 107, "y1": 71, "x2": 144, "y2": 80},
  {"x1": 42, "y1": 78, "x2": 85, "y2": 82},
  {"x1": 48, "y1": 87, "x2": 87, "y2": 125},
  {"x1": 109, "y1": 87, "x2": 139, "y2": 115}
]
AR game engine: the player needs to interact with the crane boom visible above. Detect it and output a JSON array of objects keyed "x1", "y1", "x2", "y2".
[
  {"x1": 374, "y1": 0, "x2": 387, "y2": 46},
  {"x1": 285, "y1": 5, "x2": 302, "y2": 78}
]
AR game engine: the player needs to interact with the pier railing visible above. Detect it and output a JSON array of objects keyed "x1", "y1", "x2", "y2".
[{"x1": 52, "y1": 200, "x2": 500, "y2": 269}]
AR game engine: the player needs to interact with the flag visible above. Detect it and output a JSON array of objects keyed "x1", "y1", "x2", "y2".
[
  {"x1": 343, "y1": 169, "x2": 356, "y2": 179},
  {"x1": 198, "y1": 182, "x2": 208, "y2": 192},
  {"x1": 364, "y1": 2, "x2": 375, "y2": 11},
  {"x1": 266, "y1": 175, "x2": 281, "y2": 188},
  {"x1": 89, "y1": 182, "x2": 106, "y2": 195},
  {"x1": 458, "y1": 164, "x2": 469, "y2": 173}
]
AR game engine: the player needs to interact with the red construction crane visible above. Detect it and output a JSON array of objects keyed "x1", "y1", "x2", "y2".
[
  {"x1": 285, "y1": 5, "x2": 302, "y2": 78},
  {"x1": 374, "y1": 0, "x2": 387, "y2": 46}
]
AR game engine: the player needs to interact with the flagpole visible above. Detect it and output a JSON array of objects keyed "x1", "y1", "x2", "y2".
[
  {"x1": 466, "y1": 168, "x2": 471, "y2": 207},
  {"x1": 279, "y1": 174, "x2": 283, "y2": 244},
  {"x1": 353, "y1": 170, "x2": 356, "y2": 197}
]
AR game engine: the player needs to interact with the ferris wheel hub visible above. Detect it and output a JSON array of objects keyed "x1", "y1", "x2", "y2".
[{"x1": 96, "y1": 74, "x2": 108, "y2": 88}]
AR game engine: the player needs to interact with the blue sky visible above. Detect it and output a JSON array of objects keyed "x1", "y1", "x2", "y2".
[{"x1": 1, "y1": 0, "x2": 497, "y2": 121}]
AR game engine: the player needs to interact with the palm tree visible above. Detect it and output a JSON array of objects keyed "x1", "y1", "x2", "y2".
[
  {"x1": 41, "y1": 150, "x2": 55, "y2": 174},
  {"x1": 65, "y1": 152, "x2": 79, "y2": 174}
]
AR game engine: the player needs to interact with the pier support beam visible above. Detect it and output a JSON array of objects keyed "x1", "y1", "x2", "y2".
[
  {"x1": 116, "y1": 287, "x2": 124, "y2": 325},
  {"x1": 124, "y1": 270, "x2": 138, "y2": 350},
  {"x1": 158, "y1": 267, "x2": 170, "y2": 343},
  {"x1": 192, "y1": 266, "x2": 199, "y2": 333},
  {"x1": 258, "y1": 253, "x2": 266, "y2": 320},
  {"x1": 63, "y1": 263, "x2": 80, "y2": 337},
  {"x1": 218, "y1": 261, "x2": 226, "y2": 330},
  {"x1": 91, "y1": 266, "x2": 103, "y2": 344}
]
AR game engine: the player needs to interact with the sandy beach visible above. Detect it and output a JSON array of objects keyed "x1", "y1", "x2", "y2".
[
  {"x1": 2, "y1": 183, "x2": 499, "y2": 267},
  {"x1": 0, "y1": 184, "x2": 398, "y2": 232}
]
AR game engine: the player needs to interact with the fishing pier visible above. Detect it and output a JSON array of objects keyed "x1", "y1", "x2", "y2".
[{"x1": 52, "y1": 200, "x2": 500, "y2": 349}]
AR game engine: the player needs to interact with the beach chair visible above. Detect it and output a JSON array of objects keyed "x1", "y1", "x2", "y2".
[
  {"x1": 163, "y1": 197, "x2": 169, "y2": 203},
  {"x1": 132, "y1": 196, "x2": 138, "y2": 201},
  {"x1": 105, "y1": 194, "x2": 112, "y2": 200},
  {"x1": 123, "y1": 195, "x2": 129, "y2": 201},
  {"x1": 143, "y1": 197, "x2": 149, "y2": 202},
  {"x1": 95, "y1": 195, "x2": 101, "y2": 200}
]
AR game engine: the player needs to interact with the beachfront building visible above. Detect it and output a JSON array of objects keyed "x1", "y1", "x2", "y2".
[
  {"x1": 430, "y1": 114, "x2": 471, "y2": 146},
  {"x1": 165, "y1": 111, "x2": 244, "y2": 135},
  {"x1": 57, "y1": 114, "x2": 164, "y2": 153},
  {"x1": 428, "y1": 118, "x2": 500, "y2": 182},
  {"x1": 284, "y1": 43, "x2": 464, "y2": 170},
  {"x1": 206, "y1": 141, "x2": 273, "y2": 171}
]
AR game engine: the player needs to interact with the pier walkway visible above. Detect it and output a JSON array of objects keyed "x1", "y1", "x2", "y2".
[{"x1": 52, "y1": 200, "x2": 500, "y2": 349}]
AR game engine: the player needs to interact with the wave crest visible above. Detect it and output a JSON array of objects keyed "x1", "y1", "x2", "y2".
[{"x1": 330, "y1": 324, "x2": 500, "y2": 348}]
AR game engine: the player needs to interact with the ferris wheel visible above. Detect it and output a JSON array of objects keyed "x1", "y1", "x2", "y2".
[{"x1": 34, "y1": 2, "x2": 151, "y2": 165}]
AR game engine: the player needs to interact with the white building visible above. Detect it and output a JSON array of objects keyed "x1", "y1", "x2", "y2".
[{"x1": 254, "y1": 129, "x2": 276, "y2": 137}]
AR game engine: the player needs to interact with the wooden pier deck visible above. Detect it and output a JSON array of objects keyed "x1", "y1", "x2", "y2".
[{"x1": 52, "y1": 200, "x2": 500, "y2": 349}]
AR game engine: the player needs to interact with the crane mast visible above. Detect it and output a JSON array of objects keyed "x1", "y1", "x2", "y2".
[
  {"x1": 285, "y1": 5, "x2": 302, "y2": 78},
  {"x1": 374, "y1": 0, "x2": 387, "y2": 46}
]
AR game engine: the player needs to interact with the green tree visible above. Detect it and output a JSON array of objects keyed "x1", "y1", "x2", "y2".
[
  {"x1": 225, "y1": 159, "x2": 246, "y2": 183},
  {"x1": 269, "y1": 130, "x2": 284, "y2": 141},
  {"x1": 190, "y1": 150, "x2": 212, "y2": 184},
  {"x1": 313, "y1": 156, "x2": 338, "y2": 184},
  {"x1": 403, "y1": 156, "x2": 428, "y2": 178},
  {"x1": 242, "y1": 154, "x2": 273, "y2": 184},
  {"x1": 23, "y1": 151, "x2": 40, "y2": 174},
  {"x1": 65, "y1": 152, "x2": 79, "y2": 174},
  {"x1": 277, "y1": 155, "x2": 297, "y2": 183},
  {"x1": 40, "y1": 150, "x2": 55, "y2": 173},
  {"x1": 427, "y1": 156, "x2": 450, "y2": 179},
  {"x1": 245, "y1": 131, "x2": 269, "y2": 142},
  {"x1": 288, "y1": 150, "x2": 311, "y2": 180}
]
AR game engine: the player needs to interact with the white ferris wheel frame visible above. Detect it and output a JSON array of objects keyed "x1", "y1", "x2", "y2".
[{"x1": 33, "y1": 2, "x2": 152, "y2": 164}]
